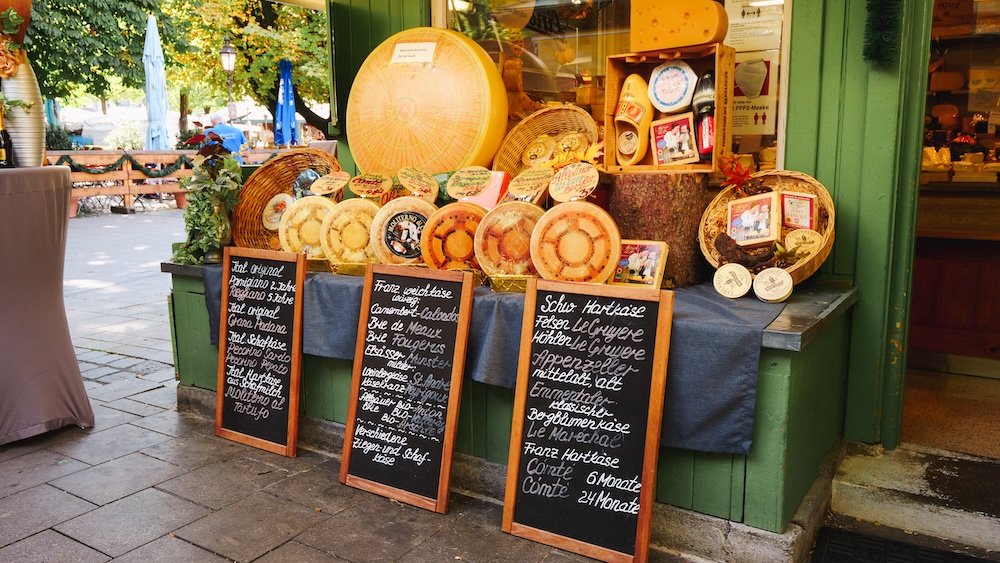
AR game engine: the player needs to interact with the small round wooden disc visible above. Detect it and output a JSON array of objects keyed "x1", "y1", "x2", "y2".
[
  {"x1": 505, "y1": 167, "x2": 553, "y2": 203},
  {"x1": 278, "y1": 196, "x2": 338, "y2": 259},
  {"x1": 420, "y1": 201, "x2": 487, "y2": 270},
  {"x1": 349, "y1": 173, "x2": 393, "y2": 205},
  {"x1": 784, "y1": 229, "x2": 823, "y2": 258},
  {"x1": 396, "y1": 167, "x2": 439, "y2": 203},
  {"x1": 522, "y1": 134, "x2": 556, "y2": 167},
  {"x1": 529, "y1": 201, "x2": 621, "y2": 283},
  {"x1": 310, "y1": 171, "x2": 351, "y2": 198},
  {"x1": 548, "y1": 162, "x2": 600, "y2": 203},
  {"x1": 446, "y1": 166, "x2": 492, "y2": 200},
  {"x1": 262, "y1": 193, "x2": 295, "y2": 231},
  {"x1": 475, "y1": 201, "x2": 544, "y2": 277},
  {"x1": 753, "y1": 267, "x2": 794, "y2": 303},
  {"x1": 370, "y1": 196, "x2": 438, "y2": 265},
  {"x1": 320, "y1": 198, "x2": 381, "y2": 264},
  {"x1": 554, "y1": 132, "x2": 590, "y2": 158},
  {"x1": 713, "y1": 263, "x2": 753, "y2": 299}
]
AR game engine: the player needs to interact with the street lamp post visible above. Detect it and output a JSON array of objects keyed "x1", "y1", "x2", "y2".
[{"x1": 219, "y1": 38, "x2": 237, "y2": 121}]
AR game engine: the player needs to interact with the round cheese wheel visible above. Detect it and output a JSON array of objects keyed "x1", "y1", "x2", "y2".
[
  {"x1": 713, "y1": 263, "x2": 753, "y2": 299},
  {"x1": 504, "y1": 167, "x2": 553, "y2": 204},
  {"x1": 420, "y1": 202, "x2": 487, "y2": 270},
  {"x1": 475, "y1": 201, "x2": 544, "y2": 277},
  {"x1": 320, "y1": 198, "x2": 380, "y2": 264},
  {"x1": 753, "y1": 267, "x2": 794, "y2": 303},
  {"x1": 347, "y1": 27, "x2": 508, "y2": 174},
  {"x1": 262, "y1": 193, "x2": 295, "y2": 231},
  {"x1": 278, "y1": 196, "x2": 338, "y2": 259},
  {"x1": 548, "y1": 162, "x2": 600, "y2": 203},
  {"x1": 370, "y1": 196, "x2": 438, "y2": 265},
  {"x1": 529, "y1": 201, "x2": 621, "y2": 283},
  {"x1": 396, "y1": 167, "x2": 439, "y2": 204},
  {"x1": 522, "y1": 134, "x2": 556, "y2": 167},
  {"x1": 784, "y1": 229, "x2": 823, "y2": 258},
  {"x1": 310, "y1": 171, "x2": 351, "y2": 199},
  {"x1": 648, "y1": 60, "x2": 697, "y2": 113}
]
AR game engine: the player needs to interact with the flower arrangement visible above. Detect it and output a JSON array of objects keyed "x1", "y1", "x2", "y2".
[
  {"x1": 171, "y1": 145, "x2": 244, "y2": 265},
  {"x1": 0, "y1": 7, "x2": 24, "y2": 79}
]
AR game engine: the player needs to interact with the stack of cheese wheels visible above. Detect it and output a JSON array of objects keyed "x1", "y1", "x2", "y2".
[
  {"x1": 320, "y1": 198, "x2": 380, "y2": 264},
  {"x1": 529, "y1": 201, "x2": 622, "y2": 283},
  {"x1": 347, "y1": 27, "x2": 508, "y2": 174},
  {"x1": 420, "y1": 202, "x2": 487, "y2": 270},
  {"x1": 369, "y1": 196, "x2": 438, "y2": 265},
  {"x1": 475, "y1": 201, "x2": 544, "y2": 277},
  {"x1": 278, "y1": 196, "x2": 338, "y2": 259}
]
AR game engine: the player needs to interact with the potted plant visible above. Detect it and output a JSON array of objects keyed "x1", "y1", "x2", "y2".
[{"x1": 170, "y1": 144, "x2": 242, "y2": 264}]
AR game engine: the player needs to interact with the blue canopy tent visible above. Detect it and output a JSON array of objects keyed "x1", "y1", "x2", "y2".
[
  {"x1": 274, "y1": 59, "x2": 298, "y2": 146},
  {"x1": 143, "y1": 15, "x2": 170, "y2": 150}
]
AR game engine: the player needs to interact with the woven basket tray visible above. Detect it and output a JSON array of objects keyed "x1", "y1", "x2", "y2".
[
  {"x1": 493, "y1": 104, "x2": 599, "y2": 178},
  {"x1": 232, "y1": 149, "x2": 342, "y2": 250},
  {"x1": 699, "y1": 170, "x2": 836, "y2": 285}
]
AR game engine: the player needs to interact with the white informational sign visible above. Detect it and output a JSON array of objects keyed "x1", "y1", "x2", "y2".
[
  {"x1": 732, "y1": 50, "x2": 779, "y2": 136},
  {"x1": 725, "y1": 0, "x2": 784, "y2": 52},
  {"x1": 390, "y1": 42, "x2": 437, "y2": 64}
]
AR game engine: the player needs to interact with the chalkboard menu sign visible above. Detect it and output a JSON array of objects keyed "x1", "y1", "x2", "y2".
[
  {"x1": 215, "y1": 247, "x2": 305, "y2": 457},
  {"x1": 340, "y1": 265, "x2": 474, "y2": 513},
  {"x1": 502, "y1": 279, "x2": 674, "y2": 562}
]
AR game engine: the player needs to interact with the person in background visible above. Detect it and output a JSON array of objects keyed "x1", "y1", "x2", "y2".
[{"x1": 204, "y1": 112, "x2": 247, "y2": 163}]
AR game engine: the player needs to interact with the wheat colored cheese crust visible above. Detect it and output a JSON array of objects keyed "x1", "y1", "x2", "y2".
[
  {"x1": 420, "y1": 202, "x2": 487, "y2": 270},
  {"x1": 278, "y1": 196, "x2": 338, "y2": 259},
  {"x1": 529, "y1": 201, "x2": 621, "y2": 283},
  {"x1": 369, "y1": 196, "x2": 438, "y2": 265},
  {"x1": 320, "y1": 198, "x2": 380, "y2": 264},
  {"x1": 475, "y1": 201, "x2": 544, "y2": 277}
]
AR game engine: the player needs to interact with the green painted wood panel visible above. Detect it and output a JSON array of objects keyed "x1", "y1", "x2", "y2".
[{"x1": 170, "y1": 278, "x2": 218, "y2": 390}]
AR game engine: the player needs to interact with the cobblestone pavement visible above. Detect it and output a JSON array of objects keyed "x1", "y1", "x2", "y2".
[{"x1": 0, "y1": 209, "x2": 606, "y2": 563}]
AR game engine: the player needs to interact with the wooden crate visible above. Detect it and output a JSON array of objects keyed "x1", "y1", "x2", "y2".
[{"x1": 604, "y1": 44, "x2": 734, "y2": 174}]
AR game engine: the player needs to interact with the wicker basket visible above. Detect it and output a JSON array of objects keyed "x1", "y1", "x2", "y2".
[
  {"x1": 492, "y1": 105, "x2": 599, "y2": 178},
  {"x1": 698, "y1": 170, "x2": 836, "y2": 285},
  {"x1": 232, "y1": 149, "x2": 342, "y2": 250}
]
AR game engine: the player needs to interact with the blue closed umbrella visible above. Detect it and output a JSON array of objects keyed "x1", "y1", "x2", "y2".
[
  {"x1": 274, "y1": 59, "x2": 298, "y2": 146},
  {"x1": 143, "y1": 15, "x2": 170, "y2": 150}
]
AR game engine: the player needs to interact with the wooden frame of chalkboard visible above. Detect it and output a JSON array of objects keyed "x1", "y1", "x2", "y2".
[
  {"x1": 340, "y1": 264, "x2": 475, "y2": 513},
  {"x1": 215, "y1": 247, "x2": 306, "y2": 458},
  {"x1": 502, "y1": 278, "x2": 674, "y2": 563}
]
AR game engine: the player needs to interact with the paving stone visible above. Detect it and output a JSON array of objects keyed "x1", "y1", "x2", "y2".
[
  {"x1": 128, "y1": 360, "x2": 172, "y2": 376},
  {"x1": 89, "y1": 403, "x2": 141, "y2": 431},
  {"x1": 141, "y1": 433, "x2": 243, "y2": 470},
  {"x1": 81, "y1": 365, "x2": 120, "y2": 380},
  {"x1": 103, "y1": 398, "x2": 165, "y2": 417},
  {"x1": 241, "y1": 447, "x2": 328, "y2": 475},
  {"x1": 107, "y1": 356, "x2": 144, "y2": 369},
  {"x1": 255, "y1": 541, "x2": 341, "y2": 562},
  {"x1": 49, "y1": 452, "x2": 184, "y2": 505},
  {"x1": 51, "y1": 423, "x2": 172, "y2": 465},
  {"x1": 97, "y1": 371, "x2": 134, "y2": 384},
  {"x1": 157, "y1": 456, "x2": 292, "y2": 509},
  {"x1": 55, "y1": 488, "x2": 209, "y2": 558},
  {"x1": 75, "y1": 350, "x2": 110, "y2": 362},
  {"x1": 264, "y1": 459, "x2": 366, "y2": 515},
  {"x1": 131, "y1": 410, "x2": 211, "y2": 437},
  {"x1": 77, "y1": 361, "x2": 100, "y2": 372},
  {"x1": 84, "y1": 380, "x2": 106, "y2": 392},
  {"x1": 86, "y1": 378, "x2": 162, "y2": 403},
  {"x1": 128, "y1": 384, "x2": 178, "y2": 409},
  {"x1": 296, "y1": 493, "x2": 451, "y2": 561},
  {"x1": 0, "y1": 485, "x2": 97, "y2": 547},
  {"x1": 143, "y1": 367, "x2": 178, "y2": 383},
  {"x1": 0, "y1": 529, "x2": 109, "y2": 562},
  {"x1": 110, "y1": 535, "x2": 228, "y2": 563},
  {"x1": 0, "y1": 449, "x2": 90, "y2": 499},
  {"x1": 176, "y1": 492, "x2": 328, "y2": 562}
]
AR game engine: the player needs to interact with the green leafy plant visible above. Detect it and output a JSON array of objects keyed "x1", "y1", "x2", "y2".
[
  {"x1": 0, "y1": 7, "x2": 24, "y2": 39},
  {"x1": 171, "y1": 155, "x2": 243, "y2": 265},
  {"x1": 45, "y1": 125, "x2": 74, "y2": 150}
]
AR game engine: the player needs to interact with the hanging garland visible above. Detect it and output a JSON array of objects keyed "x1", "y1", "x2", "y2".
[
  {"x1": 53, "y1": 153, "x2": 195, "y2": 178},
  {"x1": 863, "y1": 0, "x2": 901, "y2": 66}
]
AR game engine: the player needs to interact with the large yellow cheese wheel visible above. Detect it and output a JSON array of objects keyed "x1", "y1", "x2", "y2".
[{"x1": 347, "y1": 28, "x2": 508, "y2": 174}]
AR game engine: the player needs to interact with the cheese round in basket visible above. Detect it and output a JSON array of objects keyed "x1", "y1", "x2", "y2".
[
  {"x1": 262, "y1": 193, "x2": 296, "y2": 231},
  {"x1": 475, "y1": 201, "x2": 544, "y2": 277},
  {"x1": 278, "y1": 196, "x2": 339, "y2": 259},
  {"x1": 396, "y1": 167, "x2": 439, "y2": 203},
  {"x1": 320, "y1": 198, "x2": 381, "y2": 264},
  {"x1": 310, "y1": 171, "x2": 351, "y2": 199},
  {"x1": 529, "y1": 201, "x2": 621, "y2": 283},
  {"x1": 784, "y1": 229, "x2": 823, "y2": 258},
  {"x1": 548, "y1": 162, "x2": 600, "y2": 203},
  {"x1": 370, "y1": 196, "x2": 438, "y2": 265},
  {"x1": 346, "y1": 27, "x2": 508, "y2": 174},
  {"x1": 420, "y1": 202, "x2": 487, "y2": 270}
]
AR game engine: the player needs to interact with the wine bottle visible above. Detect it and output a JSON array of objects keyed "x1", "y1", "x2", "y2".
[{"x1": 0, "y1": 110, "x2": 14, "y2": 168}]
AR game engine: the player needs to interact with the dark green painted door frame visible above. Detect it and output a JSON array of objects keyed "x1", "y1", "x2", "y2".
[{"x1": 784, "y1": 1, "x2": 931, "y2": 447}]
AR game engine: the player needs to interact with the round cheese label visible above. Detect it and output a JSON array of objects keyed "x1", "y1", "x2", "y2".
[
  {"x1": 648, "y1": 60, "x2": 697, "y2": 113},
  {"x1": 396, "y1": 167, "x2": 439, "y2": 203},
  {"x1": 262, "y1": 193, "x2": 295, "y2": 231},
  {"x1": 446, "y1": 166, "x2": 492, "y2": 200},
  {"x1": 384, "y1": 212, "x2": 426, "y2": 259},
  {"x1": 370, "y1": 196, "x2": 438, "y2": 265},
  {"x1": 753, "y1": 267, "x2": 794, "y2": 303},
  {"x1": 349, "y1": 173, "x2": 393, "y2": 203},
  {"x1": 785, "y1": 229, "x2": 823, "y2": 258},
  {"x1": 555, "y1": 132, "x2": 590, "y2": 157},
  {"x1": 713, "y1": 263, "x2": 753, "y2": 299},
  {"x1": 505, "y1": 167, "x2": 554, "y2": 203},
  {"x1": 548, "y1": 162, "x2": 600, "y2": 203},
  {"x1": 309, "y1": 171, "x2": 351, "y2": 198},
  {"x1": 522, "y1": 134, "x2": 557, "y2": 166}
]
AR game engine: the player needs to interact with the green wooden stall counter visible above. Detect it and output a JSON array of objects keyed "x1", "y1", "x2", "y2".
[{"x1": 162, "y1": 263, "x2": 856, "y2": 534}]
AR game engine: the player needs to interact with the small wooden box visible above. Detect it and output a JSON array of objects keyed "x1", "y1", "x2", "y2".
[{"x1": 604, "y1": 44, "x2": 735, "y2": 174}]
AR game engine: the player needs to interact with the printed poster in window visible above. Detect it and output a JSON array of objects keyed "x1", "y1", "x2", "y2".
[
  {"x1": 724, "y1": 0, "x2": 784, "y2": 52},
  {"x1": 732, "y1": 50, "x2": 779, "y2": 136}
]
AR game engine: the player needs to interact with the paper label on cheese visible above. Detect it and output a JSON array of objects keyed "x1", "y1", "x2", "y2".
[
  {"x1": 384, "y1": 211, "x2": 427, "y2": 258},
  {"x1": 446, "y1": 167, "x2": 492, "y2": 199},
  {"x1": 349, "y1": 173, "x2": 392, "y2": 197},
  {"x1": 310, "y1": 171, "x2": 351, "y2": 196},
  {"x1": 548, "y1": 162, "x2": 599, "y2": 203},
  {"x1": 396, "y1": 167, "x2": 438, "y2": 199},
  {"x1": 648, "y1": 61, "x2": 697, "y2": 113},
  {"x1": 781, "y1": 192, "x2": 816, "y2": 230},
  {"x1": 507, "y1": 167, "x2": 554, "y2": 200},
  {"x1": 390, "y1": 42, "x2": 437, "y2": 64},
  {"x1": 616, "y1": 100, "x2": 647, "y2": 123}
]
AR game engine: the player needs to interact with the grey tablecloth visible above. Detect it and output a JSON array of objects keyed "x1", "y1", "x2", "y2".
[
  {"x1": 0, "y1": 167, "x2": 95, "y2": 445},
  {"x1": 205, "y1": 271, "x2": 783, "y2": 454}
]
